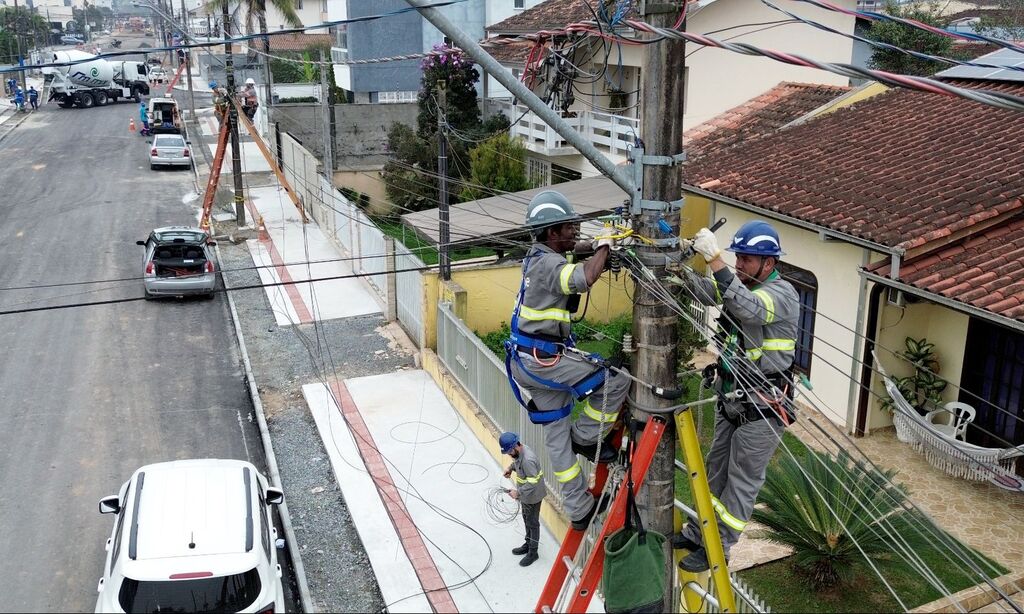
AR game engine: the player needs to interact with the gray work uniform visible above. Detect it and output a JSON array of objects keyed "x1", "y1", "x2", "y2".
[
  {"x1": 680, "y1": 267, "x2": 799, "y2": 554},
  {"x1": 510, "y1": 243, "x2": 630, "y2": 521},
  {"x1": 511, "y1": 443, "x2": 546, "y2": 552}
]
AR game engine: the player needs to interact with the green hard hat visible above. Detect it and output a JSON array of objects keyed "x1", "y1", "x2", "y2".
[{"x1": 525, "y1": 190, "x2": 580, "y2": 231}]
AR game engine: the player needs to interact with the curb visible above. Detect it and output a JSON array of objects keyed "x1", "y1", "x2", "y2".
[
  {"x1": 0, "y1": 108, "x2": 34, "y2": 145},
  {"x1": 911, "y1": 571, "x2": 1024, "y2": 613},
  {"x1": 192, "y1": 114, "x2": 316, "y2": 613}
]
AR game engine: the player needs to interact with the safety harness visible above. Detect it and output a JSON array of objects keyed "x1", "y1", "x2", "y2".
[{"x1": 504, "y1": 252, "x2": 608, "y2": 424}]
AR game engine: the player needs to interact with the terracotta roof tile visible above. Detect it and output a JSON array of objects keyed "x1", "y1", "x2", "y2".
[
  {"x1": 683, "y1": 80, "x2": 1024, "y2": 250},
  {"x1": 869, "y1": 214, "x2": 1024, "y2": 323},
  {"x1": 268, "y1": 33, "x2": 332, "y2": 52},
  {"x1": 486, "y1": 0, "x2": 697, "y2": 34}
]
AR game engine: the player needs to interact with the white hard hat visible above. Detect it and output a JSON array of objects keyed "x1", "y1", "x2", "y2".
[{"x1": 245, "y1": 77, "x2": 255, "y2": 85}]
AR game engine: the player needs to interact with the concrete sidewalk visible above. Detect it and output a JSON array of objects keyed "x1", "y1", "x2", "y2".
[
  {"x1": 306, "y1": 370, "x2": 589, "y2": 613},
  {"x1": 245, "y1": 184, "x2": 382, "y2": 326}
]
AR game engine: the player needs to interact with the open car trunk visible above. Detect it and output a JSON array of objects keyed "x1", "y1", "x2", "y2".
[{"x1": 153, "y1": 244, "x2": 207, "y2": 278}]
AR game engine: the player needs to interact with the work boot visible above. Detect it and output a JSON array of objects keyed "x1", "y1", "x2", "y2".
[
  {"x1": 519, "y1": 551, "x2": 539, "y2": 567},
  {"x1": 571, "y1": 438, "x2": 618, "y2": 464},
  {"x1": 512, "y1": 543, "x2": 530, "y2": 556},
  {"x1": 571, "y1": 499, "x2": 598, "y2": 531},
  {"x1": 678, "y1": 548, "x2": 729, "y2": 573},
  {"x1": 670, "y1": 533, "x2": 700, "y2": 551}
]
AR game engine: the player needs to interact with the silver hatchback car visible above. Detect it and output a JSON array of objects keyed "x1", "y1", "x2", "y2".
[
  {"x1": 137, "y1": 227, "x2": 217, "y2": 299},
  {"x1": 149, "y1": 134, "x2": 192, "y2": 170}
]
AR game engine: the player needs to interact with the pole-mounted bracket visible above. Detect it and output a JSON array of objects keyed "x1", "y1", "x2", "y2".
[{"x1": 641, "y1": 152, "x2": 687, "y2": 167}]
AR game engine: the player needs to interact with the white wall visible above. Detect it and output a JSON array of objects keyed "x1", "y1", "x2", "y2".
[
  {"x1": 683, "y1": 0, "x2": 855, "y2": 129},
  {"x1": 263, "y1": 0, "x2": 326, "y2": 33}
]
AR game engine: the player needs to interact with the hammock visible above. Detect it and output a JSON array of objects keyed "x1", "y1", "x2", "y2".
[{"x1": 875, "y1": 356, "x2": 1024, "y2": 493}]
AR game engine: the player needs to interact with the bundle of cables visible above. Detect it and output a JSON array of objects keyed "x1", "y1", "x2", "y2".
[{"x1": 484, "y1": 486, "x2": 521, "y2": 524}]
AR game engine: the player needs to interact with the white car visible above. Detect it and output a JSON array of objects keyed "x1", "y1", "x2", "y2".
[
  {"x1": 149, "y1": 133, "x2": 191, "y2": 169},
  {"x1": 95, "y1": 459, "x2": 286, "y2": 613}
]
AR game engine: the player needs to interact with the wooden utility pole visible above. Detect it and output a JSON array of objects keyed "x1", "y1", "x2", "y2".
[
  {"x1": 319, "y1": 48, "x2": 333, "y2": 184},
  {"x1": 437, "y1": 80, "x2": 451, "y2": 281},
  {"x1": 634, "y1": 3, "x2": 686, "y2": 607},
  {"x1": 12, "y1": 0, "x2": 27, "y2": 93},
  {"x1": 223, "y1": 0, "x2": 246, "y2": 225}
]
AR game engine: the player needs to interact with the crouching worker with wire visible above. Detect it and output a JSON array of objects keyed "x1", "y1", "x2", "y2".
[
  {"x1": 499, "y1": 432, "x2": 546, "y2": 567},
  {"x1": 504, "y1": 190, "x2": 631, "y2": 533},
  {"x1": 672, "y1": 220, "x2": 800, "y2": 573}
]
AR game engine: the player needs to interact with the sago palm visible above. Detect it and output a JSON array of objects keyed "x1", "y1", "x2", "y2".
[{"x1": 752, "y1": 450, "x2": 924, "y2": 589}]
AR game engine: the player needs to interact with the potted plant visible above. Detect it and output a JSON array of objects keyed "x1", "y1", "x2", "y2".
[{"x1": 882, "y1": 336, "x2": 947, "y2": 442}]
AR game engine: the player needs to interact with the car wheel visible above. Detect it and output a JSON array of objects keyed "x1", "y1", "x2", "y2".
[
  {"x1": 143, "y1": 289, "x2": 154, "y2": 300},
  {"x1": 203, "y1": 291, "x2": 216, "y2": 301},
  {"x1": 78, "y1": 92, "x2": 94, "y2": 108},
  {"x1": 150, "y1": 163, "x2": 156, "y2": 170}
]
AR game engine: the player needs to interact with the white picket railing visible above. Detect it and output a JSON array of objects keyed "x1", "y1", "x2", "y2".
[{"x1": 484, "y1": 98, "x2": 639, "y2": 158}]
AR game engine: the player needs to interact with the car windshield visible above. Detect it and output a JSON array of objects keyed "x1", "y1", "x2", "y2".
[
  {"x1": 154, "y1": 136, "x2": 185, "y2": 147},
  {"x1": 118, "y1": 568, "x2": 262, "y2": 613},
  {"x1": 154, "y1": 230, "x2": 206, "y2": 244}
]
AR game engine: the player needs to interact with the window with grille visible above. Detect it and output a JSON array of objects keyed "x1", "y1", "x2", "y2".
[
  {"x1": 526, "y1": 157, "x2": 550, "y2": 186},
  {"x1": 514, "y1": 0, "x2": 525, "y2": 8},
  {"x1": 775, "y1": 261, "x2": 817, "y2": 376}
]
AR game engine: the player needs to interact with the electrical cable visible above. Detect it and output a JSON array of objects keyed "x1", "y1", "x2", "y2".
[{"x1": 483, "y1": 486, "x2": 521, "y2": 525}]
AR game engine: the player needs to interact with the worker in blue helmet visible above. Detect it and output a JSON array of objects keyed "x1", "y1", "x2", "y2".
[
  {"x1": 500, "y1": 432, "x2": 546, "y2": 567},
  {"x1": 671, "y1": 220, "x2": 799, "y2": 573}
]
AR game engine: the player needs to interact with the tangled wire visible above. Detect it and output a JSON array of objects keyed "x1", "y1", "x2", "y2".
[{"x1": 484, "y1": 486, "x2": 521, "y2": 525}]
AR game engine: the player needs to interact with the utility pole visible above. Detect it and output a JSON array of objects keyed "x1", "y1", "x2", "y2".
[
  {"x1": 437, "y1": 80, "x2": 450, "y2": 281},
  {"x1": 634, "y1": 4, "x2": 686, "y2": 608},
  {"x1": 12, "y1": 0, "x2": 27, "y2": 93},
  {"x1": 223, "y1": 0, "x2": 246, "y2": 226},
  {"x1": 181, "y1": 0, "x2": 196, "y2": 122},
  {"x1": 318, "y1": 48, "x2": 334, "y2": 183}
]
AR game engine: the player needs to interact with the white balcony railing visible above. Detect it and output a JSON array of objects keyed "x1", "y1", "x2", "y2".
[{"x1": 484, "y1": 98, "x2": 640, "y2": 159}]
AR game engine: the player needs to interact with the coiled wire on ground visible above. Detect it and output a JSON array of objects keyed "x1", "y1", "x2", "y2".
[{"x1": 484, "y1": 486, "x2": 521, "y2": 525}]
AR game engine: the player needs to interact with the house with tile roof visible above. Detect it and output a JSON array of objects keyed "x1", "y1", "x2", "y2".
[
  {"x1": 679, "y1": 49, "x2": 1024, "y2": 452},
  {"x1": 480, "y1": 0, "x2": 857, "y2": 185}
]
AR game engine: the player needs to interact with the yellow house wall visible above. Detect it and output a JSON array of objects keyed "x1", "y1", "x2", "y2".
[
  {"x1": 419, "y1": 263, "x2": 636, "y2": 348},
  {"x1": 867, "y1": 300, "x2": 970, "y2": 432},
  {"x1": 333, "y1": 170, "x2": 390, "y2": 216},
  {"x1": 703, "y1": 203, "x2": 874, "y2": 428}
]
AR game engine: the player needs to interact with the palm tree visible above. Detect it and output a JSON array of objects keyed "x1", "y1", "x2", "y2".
[
  {"x1": 752, "y1": 450, "x2": 926, "y2": 589},
  {"x1": 207, "y1": 0, "x2": 303, "y2": 108}
]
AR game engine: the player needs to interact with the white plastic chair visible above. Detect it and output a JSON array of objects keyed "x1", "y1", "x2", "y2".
[{"x1": 926, "y1": 402, "x2": 976, "y2": 441}]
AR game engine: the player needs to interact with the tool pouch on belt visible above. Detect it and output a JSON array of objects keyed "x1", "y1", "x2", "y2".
[{"x1": 602, "y1": 457, "x2": 666, "y2": 612}]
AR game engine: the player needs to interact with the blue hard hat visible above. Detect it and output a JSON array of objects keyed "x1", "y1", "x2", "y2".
[
  {"x1": 726, "y1": 220, "x2": 784, "y2": 257},
  {"x1": 208, "y1": 80, "x2": 217, "y2": 89},
  {"x1": 499, "y1": 432, "x2": 520, "y2": 454}
]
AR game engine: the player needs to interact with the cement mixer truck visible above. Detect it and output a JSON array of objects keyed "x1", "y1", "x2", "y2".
[{"x1": 42, "y1": 50, "x2": 151, "y2": 109}]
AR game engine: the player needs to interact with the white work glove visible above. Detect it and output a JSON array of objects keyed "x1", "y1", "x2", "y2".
[
  {"x1": 693, "y1": 228, "x2": 721, "y2": 262},
  {"x1": 593, "y1": 236, "x2": 615, "y2": 250}
]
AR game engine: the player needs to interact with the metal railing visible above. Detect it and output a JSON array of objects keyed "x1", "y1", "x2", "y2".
[
  {"x1": 436, "y1": 301, "x2": 588, "y2": 511},
  {"x1": 394, "y1": 242, "x2": 425, "y2": 347},
  {"x1": 484, "y1": 98, "x2": 639, "y2": 158}
]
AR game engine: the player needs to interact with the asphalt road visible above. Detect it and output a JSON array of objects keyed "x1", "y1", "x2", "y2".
[{"x1": 0, "y1": 44, "x2": 266, "y2": 611}]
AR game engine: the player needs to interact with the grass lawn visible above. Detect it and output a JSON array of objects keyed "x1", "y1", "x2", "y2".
[
  {"x1": 375, "y1": 219, "x2": 497, "y2": 266},
  {"x1": 738, "y1": 541, "x2": 1008, "y2": 612}
]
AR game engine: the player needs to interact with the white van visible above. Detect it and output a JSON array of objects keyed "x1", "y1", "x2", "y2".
[{"x1": 94, "y1": 459, "x2": 285, "y2": 613}]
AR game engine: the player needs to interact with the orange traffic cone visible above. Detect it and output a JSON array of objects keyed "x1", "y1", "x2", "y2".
[
  {"x1": 257, "y1": 215, "x2": 270, "y2": 242},
  {"x1": 129, "y1": 118, "x2": 136, "y2": 133}
]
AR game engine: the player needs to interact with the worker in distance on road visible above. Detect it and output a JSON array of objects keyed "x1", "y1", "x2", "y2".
[
  {"x1": 500, "y1": 432, "x2": 546, "y2": 567},
  {"x1": 505, "y1": 190, "x2": 630, "y2": 533},
  {"x1": 672, "y1": 220, "x2": 800, "y2": 572}
]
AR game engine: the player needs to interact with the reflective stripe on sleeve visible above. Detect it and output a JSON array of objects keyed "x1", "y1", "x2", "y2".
[
  {"x1": 746, "y1": 347, "x2": 763, "y2": 361},
  {"x1": 762, "y1": 338, "x2": 796, "y2": 351},
  {"x1": 752, "y1": 289, "x2": 775, "y2": 324},
  {"x1": 711, "y1": 496, "x2": 747, "y2": 531},
  {"x1": 513, "y1": 471, "x2": 544, "y2": 485},
  {"x1": 582, "y1": 399, "x2": 619, "y2": 424},
  {"x1": 559, "y1": 263, "x2": 578, "y2": 295},
  {"x1": 519, "y1": 305, "x2": 571, "y2": 322},
  {"x1": 555, "y1": 462, "x2": 582, "y2": 483}
]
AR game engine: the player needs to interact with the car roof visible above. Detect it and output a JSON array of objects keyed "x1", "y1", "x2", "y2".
[{"x1": 126, "y1": 459, "x2": 261, "y2": 563}]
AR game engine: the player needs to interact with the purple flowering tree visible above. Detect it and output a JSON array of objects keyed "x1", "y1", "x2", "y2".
[{"x1": 416, "y1": 44, "x2": 482, "y2": 137}]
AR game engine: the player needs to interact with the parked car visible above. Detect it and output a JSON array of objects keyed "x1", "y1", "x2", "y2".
[
  {"x1": 94, "y1": 459, "x2": 285, "y2": 613},
  {"x1": 61, "y1": 35, "x2": 84, "y2": 45},
  {"x1": 149, "y1": 133, "x2": 191, "y2": 169},
  {"x1": 148, "y1": 67, "x2": 167, "y2": 83},
  {"x1": 136, "y1": 227, "x2": 217, "y2": 299}
]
